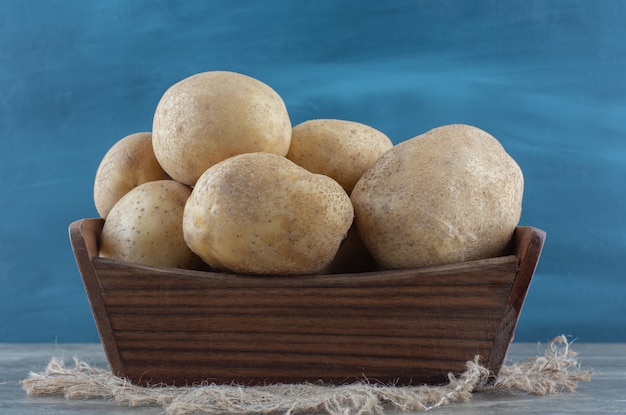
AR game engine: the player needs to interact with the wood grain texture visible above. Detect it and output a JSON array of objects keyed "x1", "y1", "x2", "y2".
[{"x1": 69, "y1": 218, "x2": 545, "y2": 386}]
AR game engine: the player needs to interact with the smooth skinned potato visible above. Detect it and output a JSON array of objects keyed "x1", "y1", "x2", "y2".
[
  {"x1": 93, "y1": 132, "x2": 169, "y2": 218},
  {"x1": 183, "y1": 152, "x2": 354, "y2": 275},
  {"x1": 351, "y1": 124, "x2": 524, "y2": 269},
  {"x1": 287, "y1": 119, "x2": 393, "y2": 194},
  {"x1": 99, "y1": 180, "x2": 204, "y2": 269},
  {"x1": 152, "y1": 71, "x2": 292, "y2": 185}
]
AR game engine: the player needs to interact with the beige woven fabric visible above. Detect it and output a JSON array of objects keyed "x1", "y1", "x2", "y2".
[{"x1": 21, "y1": 335, "x2": 591, "y2": 415}]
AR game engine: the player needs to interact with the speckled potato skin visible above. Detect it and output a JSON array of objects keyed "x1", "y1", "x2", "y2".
[
  {"x1": 152, "y1": 71, "x2": 292, "y2": 186},
  {"x1": 351, "y1": 124, "x2": 524, "y2": 269},
  {"x1": 183, "y1": 152, "x2": 354, "y2": 275},
  {"x1": 287, "y1": 119, "x2": 393, "y2": 194},
  {"x1": 99, "y1": 180, "x2": 204, "y2": 269},
  {"x1": 93, "y1": 132, "x2": 170, "y2": 218}
]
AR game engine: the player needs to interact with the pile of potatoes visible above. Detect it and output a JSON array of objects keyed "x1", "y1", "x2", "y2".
[{"x1": 93, "y1": 70, "x2": 524, "y2": 276}]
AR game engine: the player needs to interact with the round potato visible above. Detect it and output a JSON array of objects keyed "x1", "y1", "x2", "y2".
[
  {"x1": 183, "y1": 152, "x2": 354, "y2": 275},
  {"x1": 287, "y1": 119, "x2": 393, "y2": 194},
  {"x1": 351, "y1": 124, "x2": 524, "y2": 269},
  {"x1": 99, "y1": 180, "x2": 203, "y2": 269},
  {"x1": 152, "y1": 71, "x2": 292, "y2": 185},
  {"x1": 93, "y1": 132, "x2": 169, "y2": 218}
]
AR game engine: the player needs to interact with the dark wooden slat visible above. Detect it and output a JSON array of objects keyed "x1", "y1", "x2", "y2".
[
  {"x1": 92, "y1": 255, "x2": 518, "y2": 289},
  {"x1": 118, "y1": 346, "x2": 488, "y2": 385},
  {"x1": 68, "y1": 219, "x2": 127, "y2": 378},
  {"x1": 486, "y1": 226, "x2": 546, "y2": 375},
  {"x1": 114, "y1": 330, "x2": 492, "y2": 351},
  {"x1": 106, "y1": 310, "x2": 503, "y2": 336},
  {"x1": 115, "y1": 351, "x2": 493, "y2": 376},
  {"x1": 121, "y1": 365, "x2": 467, "y2": 387},
  {"x1": 118, "y1": 346, "x2": 488, "y2": 368},
  {"x1": 104, "y1": 303, "x2": 508, "y2": 318}
]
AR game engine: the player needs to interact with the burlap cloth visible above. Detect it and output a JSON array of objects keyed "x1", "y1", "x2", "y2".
[{"x1": 21, "y1": 335, "x2": 591, "y2": 415}]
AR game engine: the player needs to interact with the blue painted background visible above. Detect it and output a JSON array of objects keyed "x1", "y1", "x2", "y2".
[{"x1": 1, "y1": 0, "x2": 624, "y2": 343}]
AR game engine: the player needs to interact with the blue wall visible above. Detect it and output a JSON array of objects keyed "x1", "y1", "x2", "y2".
[{"x1": 1, "y1": 0, "x2": 624, "y2": 343}]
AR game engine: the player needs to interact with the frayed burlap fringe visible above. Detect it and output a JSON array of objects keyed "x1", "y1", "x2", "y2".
[{"x1": 21, "y1": 335, "x2": 591, "y2": 415}]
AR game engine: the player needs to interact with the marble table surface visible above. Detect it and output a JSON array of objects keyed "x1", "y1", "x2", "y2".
[{"x1": 0, "y1": 342, "x2": 624, "y2": 414}]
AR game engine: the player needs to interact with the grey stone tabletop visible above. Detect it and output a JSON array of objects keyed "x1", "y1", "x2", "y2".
[{"x1": 1, "y1": 342, "x2": 624, "y2": 414}]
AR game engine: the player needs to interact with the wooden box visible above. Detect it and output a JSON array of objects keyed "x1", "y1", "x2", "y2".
[{"x1": 69, "y1": 218, "x2": 545, "y2": 386}]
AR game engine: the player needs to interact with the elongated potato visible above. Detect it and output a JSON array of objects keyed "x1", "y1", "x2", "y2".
[
  {"x1": 351, "y1": 124, "x2": 524, "y2": 269},
  {"x1": 183, "y1": 152, "x2": 354, "y2": 275}
]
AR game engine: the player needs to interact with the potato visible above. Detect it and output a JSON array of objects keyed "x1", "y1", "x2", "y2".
[
  {"x1": 93, "y1": 132, "x2": 169, "y2": 218},
  {"x1": 183, "y1": 152, "x2": 354, "y2": 275},
  {"x1": 152, "y1": 71, "x2": 292, "y2": 185},
  {"x1": 99, "y1": 180, "x2": 204, "y2": 269},
  {"x1": 286, "y1": 119, "x2": 393, "y2": 194},
  {"x1": 351, "y1": 124, "x2": 524, "y2": 269}
]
